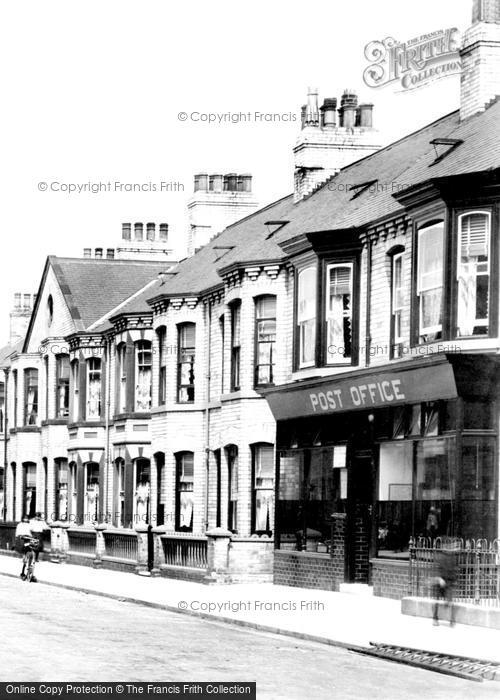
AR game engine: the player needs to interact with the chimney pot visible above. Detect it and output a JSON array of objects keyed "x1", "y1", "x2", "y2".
[
  {"x1": 159, "y1": 223, "x2": 168, "y2": 242},
  {"x1": 146, "y1": 222, "x2": 155, "y2": 241},
  {"x1": 358, "y1": 103, "x2": 374, "y2": 128},
  {"x1": 209, "y1": 174, "x2": 223, "y2": 192},
  {"x1": 95, "y1": 248, "x2": 103, "y2": 259},
  {"x1": 320, "y1": 98, "x2": 337, "y2": 127},
  {"x1": 23, "y1": 293, "x2": 31, "y2": 308},
  {"x1": 106, "y1": 248, "x2": 115, "y2": 259},
  {"x1": 122, "y1": 223, "x2": 132, "y2": 241},
  {"x1": 14, "y1": 293, "x2": 21, "y2": 308},
  {"x1": 194, "y1": 174, "x2": 208, "y2": 192},
  {"x1": 83, "y1": 248, "x2": 92, "y2": 258},
  {"x1": 305, "y1": 87, "x2": 320, "y2": 126},
  {"x1": 134, "y1": 222, "x2": 143, "y2": 241}
]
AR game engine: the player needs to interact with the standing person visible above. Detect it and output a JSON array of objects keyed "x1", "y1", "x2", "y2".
[
  {"x1": 29, "y1": 511, "x2": 49, "y2": 562},
  {"x1": 432, "y1": 548, "x2": 457, "y2": 626},
  {"x1": 426, "y1": 507, "x2": 439, "y2": 542}
]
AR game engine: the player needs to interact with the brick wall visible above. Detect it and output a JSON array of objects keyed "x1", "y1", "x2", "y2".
[
  {"x1": 371, "y1": 558, "x2": 410, "y2": 599},
  {"x1": 273, "y1": 550, "x2": 339, "y2": 591}
]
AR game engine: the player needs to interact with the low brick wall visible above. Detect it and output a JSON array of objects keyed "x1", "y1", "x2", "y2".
[
  {"x1": 371, "y1": 558, "x2": 410, "y2": 599},
  {"x1": 227, "y1": 537, "x2": 274, "y2": 583},
  {"x1": 273, "y1": 550, "x2": 339, "y2": 591}
]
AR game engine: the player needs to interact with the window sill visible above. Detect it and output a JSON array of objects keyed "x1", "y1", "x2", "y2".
[
  {"x1": 113, "y1": 412, "x2": 151, "y2": 421},
  {"x1": 10, "y1": 426, "x2": 41, "y2": 434},
  {"x1": 67, "y1": 421, "x2": 106, "y2": 429},
  {"x1": 41, "y1": 419, "x2": 68, "y2": 426}
]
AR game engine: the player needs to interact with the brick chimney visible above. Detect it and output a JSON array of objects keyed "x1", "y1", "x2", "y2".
[
  {"x1": 460, "y1": 0, "x2": 500, "y2": 120},
  {"x1": 10, "y1": 292, "x2": 34, "y2": 345},
  {"x1": 293, "y1": 88, "x2": 382, "y2": 202}
]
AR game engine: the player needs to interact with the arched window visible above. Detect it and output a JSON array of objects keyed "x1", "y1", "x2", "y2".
[
  {"x1": 175, "y1": 452, "x2": 194, "y2": 531},
  {"x1": 23, "y1": 462, "x2": 37, "y2": 518},
  {"x1": 85, "y1": 462, "x2": 100, "y2": 524},
  {"x1": 47, "y1": 295, "x2": 54, "y2": 326},
  {"x1": 134, "y1": 458, "x2": 151, "y2": 525},
  {"x1": 55, "y1": 458, "x2": 68, "y2": 521}
]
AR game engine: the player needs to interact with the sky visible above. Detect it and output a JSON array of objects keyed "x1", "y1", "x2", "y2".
[{"x1": 0, "y1": 0, "x2": 471, "y2": 345}]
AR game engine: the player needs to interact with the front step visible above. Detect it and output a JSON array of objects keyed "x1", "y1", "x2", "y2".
[{"x1": 339, "y1": 583, "x2": 373, "y2": 596}]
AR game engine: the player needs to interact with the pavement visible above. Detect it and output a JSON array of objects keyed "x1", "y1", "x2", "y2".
[{"x1": 1, "y1": 553, "x2": 499, "y2": 664}]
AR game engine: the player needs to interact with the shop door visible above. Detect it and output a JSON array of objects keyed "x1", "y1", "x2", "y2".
[{"x1": 346, "y1": 450, "x2": 375, "y2": 583}]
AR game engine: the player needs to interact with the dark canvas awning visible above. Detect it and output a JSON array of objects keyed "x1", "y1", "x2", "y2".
[{"x1": 263, "y1": 358, "x2": 459, "y2": 421}]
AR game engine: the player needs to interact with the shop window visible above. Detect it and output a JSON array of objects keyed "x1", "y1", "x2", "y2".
[
  {"x1": 85, "y1": 462, "x2": 100, "y2": 524},
  {"x1": 416, "y1": 221, "x2": 444, "y2": 343},
  {"x1": 177, "y1": 324, "x2": 195, "y2": 403},
  {"x1": 70, "y1": 360, "x2": 79, "y2": 422},
  {"x1": 456, "y1": 212, "x2": 490, "y2": 337},
  {"x1": 230, "y1": 301, "x2": 241, "y2": 391},
  {"x1": 227, "y1": 446, "x2": 238, "y2": 532},
  {"x1": 255, "y1": 296, "x2": 276, "y2": 386},
  {"x1": 252, "y1": 444, "x2": 274, "y2": 535},
  {"x1": 135, "y1": 340, "x2": 152, "y2": 411},
  {"x1": 116, "y1": 344, "x2": 127, "y2": 413},
  {"x1": 24, "y1": 368, "x2": 38, "y2": 426},
  {"x1": 297, "y1": 267, "x2": 316, "y2": 368},
  {"x1": 390, "y1": 252, "x2": 404, "y2": 358},
  {"x1": 461, "y1": 436, "x2": 495, "y2": 540},
  {"x1": 175, "y1": 452, "x2": 194, "y2": 531},
  {"x1": 157, "y1": 327, "x2": 167, "y2": 406},
  {"x1": 55, "y1": 355, "x2": 70, "y2": 418},
  {"x1": 414, "y1": 437, "x2": 457, "y2": 537},
  {"x1": 377, "y1": 442, "x2": 413, "y2": 557},
  {"x1": 86, "y1": 358, "x2": 101, "y2": 421},
  {"x1": 326, "y1": 263, "x2": 353, "y2": 365}
]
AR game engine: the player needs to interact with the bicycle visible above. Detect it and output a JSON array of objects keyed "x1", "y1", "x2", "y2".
[{"x1": 22, "y1": 537, "x2": 39, "y2": 582}]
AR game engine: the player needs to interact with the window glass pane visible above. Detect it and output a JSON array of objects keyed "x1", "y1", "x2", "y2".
[
  {"x1": 417, "y1": 223, "x2": 444, "y2": 340},
  {"x1": 136, "y1": 341, "x2": 152, "y2": 411},
  {"x1": 25, "y1": 369, "x2": 38, "y2": 425},
  {"x1": 414, "y1": 438, "x2": 457, "y2": 539},
  {"x1": 378, "y1": 442, "x2": 414, "y2": 557},
  {"x1": 457, "y1": 212, "x2": 490, "y2": 337},
  {"x1": 461, "y1": 436, "x2": 495, "y2": 540},
  {"x1": 326, "y1": 264, "x2": 352, "y2": 363},
  {"x1": 256, "y1": 296, "x2": 276, "y2": 319},
  {"x1": 87, "y1": 359, "x2": 101, "y2": 420},
  {"x1": 298, "y1": 268, "x2": 316, "y2": 366}
]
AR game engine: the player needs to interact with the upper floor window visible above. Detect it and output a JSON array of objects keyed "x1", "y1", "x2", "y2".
[
  {"x1": 55, "y1": 355, "x2": 70, "y2": 418},
  {"x1": 47, "y1": 295, "x2": 54, "y2": 326},
  {"x1": 157, "y1": 327, "x2": 167, "y2": 406},
  {"x1": 297, "y1": 267, "x2": 316, "y2": 368},
  {"x1": 116, "y1": 344, "x2": 127, "y2": 413},
  {"x1": 71, "y1": 360, "x2": 79, "y2": 422},
  {"x1": 255, "y1": 296, "x2": 276, "y2": 386},
  {"x1": 457, "y1": 211, "x2": 490, "y2": 337},
  {"x1": 24, "y1": 368, "x2": 38, "y2": 426},
  {"x1": 177, "y1": 324, "x2": 195, "y2": 403},
  {"x1": 230, "y1": 301, "x2": 241, "y2": 391},
  {"x1": 13, "y1": 370, "x2": 18, "y2": 428},
  {"x1": 219, "y1": 315, "x2": 225, "y2": 394},
  {"x1": 86, "y1": 358, "x2": 101, "y2": 421},
  {"x1": 326, "y1": 263, "x2": 353, "y2": 365},
  {"x1": 391, "y1": 251, "x2": 404, "y2": 359},
  {"x1": 416, "y1": 221, "x2": 444, "y2": 343},
  {"x1": 135, "y1": 340, "x2": 152, "y2": 411}
]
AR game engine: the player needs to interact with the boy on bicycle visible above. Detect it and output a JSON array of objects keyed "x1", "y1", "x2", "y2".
[{"x1": 15, "y1": 516, "x2": 39, "y2": 582}]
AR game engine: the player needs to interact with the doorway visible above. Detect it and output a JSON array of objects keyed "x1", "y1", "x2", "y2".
[{"x1": 346, "y1": 449, "x2": 376, "y2": 583}]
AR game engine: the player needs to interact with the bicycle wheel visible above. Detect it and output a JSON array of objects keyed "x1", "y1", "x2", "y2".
[{"x1": 26, "y1": 551, "x2": 35, "y2": 582}]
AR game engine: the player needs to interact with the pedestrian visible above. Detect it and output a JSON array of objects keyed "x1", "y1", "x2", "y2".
[
  {"x1": 432, "y1": 548, "x2": 457, "y2": 626},
  {"x1": 29, "y1": 511, "x2": 50, "y2": 562}
]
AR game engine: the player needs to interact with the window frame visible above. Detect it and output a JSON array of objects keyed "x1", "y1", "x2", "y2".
[
  {"x1": 157, "y1": 327, "x2": 167, "y2": 406},
  {"x1": 324, "y1": 261, "x2": 355, "y2": 366},
  {"x1": 24, "y1": 368, "x2": 39, "y2": 426},
  {"x1": 55, "y1": 354, "x2": 70, "y2": 418},
  {"x1": 251, "y1": 443, "x2": 275, "y2": 535},
  {"x1": 414, "y1": 219, "x2": 445, "y2": 343},
  {"x1": 389, "y1": 249, "x2": 405, "y2": 359},
  {"x1": 177, "y1": 323, "x2": 196, "y2": 404},
  {"x1": 254, "y1": 295, "x2": 277, "y2": 388},
  {"x1": 86, "y1": 357, "x2": 102, "y2": 422},
  {"x1": 226, "y1": 445, "x2": 238, "y2": 533},
  {"x1": 230, "y1": 301, "x2": 241, "y2": 392},
  {"x1": 296, "y1": 266, "x2": 317, "y2": 369},
  {"x1": 134, "y1": 339, "x2": 152, "y2": 412},
  {"x1": 175, "y1": 451, "x2": 194, "y2": 532}
]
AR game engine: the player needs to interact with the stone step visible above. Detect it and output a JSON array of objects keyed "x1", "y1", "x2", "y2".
[{"x1": 339, "y1": 583, "x2": 374, "y2": 596}]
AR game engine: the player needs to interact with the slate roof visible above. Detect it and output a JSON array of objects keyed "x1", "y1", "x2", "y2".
[
  {"x1": 52, "y1": 99, "x2": 500, "y2": 328},
  {"x1": 0, "y1": 339, "x2": 23, "y2": 368},
  {"x1": 49, "y1": 257, "x2": 173, "y2": 331}
]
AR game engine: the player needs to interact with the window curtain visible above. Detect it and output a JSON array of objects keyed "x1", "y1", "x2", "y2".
[
  {"x1": 87, "y1": 376, "x2": 101, "y2": 419},
  {"x1": 136, "y1": 367, "x2": 151, "y2": 411}
]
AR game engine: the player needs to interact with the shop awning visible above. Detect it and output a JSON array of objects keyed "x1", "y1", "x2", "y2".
[{"x1": 263, "y1": 359, "x2": 459, "y2": 421}]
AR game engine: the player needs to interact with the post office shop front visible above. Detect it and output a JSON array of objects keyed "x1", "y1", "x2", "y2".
[{"x1": 264, "y1": 355, "x2": 499, "y2": 596}]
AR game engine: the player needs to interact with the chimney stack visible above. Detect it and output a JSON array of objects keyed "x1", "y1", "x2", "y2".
[
  {"x1": 460, "y1": 0, "x2": 500, "y2": 120},
  {"x1": 10, "y1": 292, "x2": 34, "y2": 345}
]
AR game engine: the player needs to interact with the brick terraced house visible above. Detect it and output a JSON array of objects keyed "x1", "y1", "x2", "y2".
[{"x1": 0, "y1": 0, "x2": 499, "y2": 597}]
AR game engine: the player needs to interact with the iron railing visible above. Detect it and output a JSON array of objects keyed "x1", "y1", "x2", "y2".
[
  {"x1": 103, "y1": 531, "x2": 138, "y2": 561},
  {"x1": 409, "y1": 537, "x2": 500, "y2": 608},
  {"x1": 67, "y1": 529, "x2": 96, "y2": 556},
  {"x1": 161, "y1": 534, "x2": 208, "y2": 569}
]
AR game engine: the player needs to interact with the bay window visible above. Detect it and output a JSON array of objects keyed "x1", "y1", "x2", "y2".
[
  {"x1": 135, "y1": 340, "x2": 152, "y2": 411},
  {"x1": 391, "y1": 252, "x2": 404, "y2": 358},
  {"x1": 70, "y1": 360, "x2": 79, "y2": 422},
  {"x1": 55, "y1": 458, "x2": 68, "y2": 520},
  {"x1": 416, "y1": 221, "x2": 444, "y2": 342},
  {"x1": 157, "y1": 327, "x2": 167, "y2": 405},
  {"x1": 24, "y1": 369, "x2": 38, "y2": 426},
  {"x1": 177, "y1": 324, "x2": 195, "y2": 403},
  {"x1": 255, "y1": 296, "x2": 276, "y2": 386},
  {"x1": 55, "y1": 355, "x2": 70, "y2": 417},
  {"x1": 297, "y1": 267, "x2": 316, "y2": 368},
  {"x1": 116, "y1": 344, "x2": 127, "y2": 413},
  {"x1": 175, "y1": 452, "x2": 194, "y2": 531},
  {"x1": 86, "y1": 358, "x2": 102, "y2": 421},
  {"x1": 456, "y1": 211, "x2": 490, "y2": 337},
  {"x1": 227, "y1": 445, "x2": 238, "y2": 532},
  {"x1": 230, "y1": 301, "x2": 241, "y2": 391},
  {"x1": 326, "y1": 263, "x2": 353, "y2": 364}
]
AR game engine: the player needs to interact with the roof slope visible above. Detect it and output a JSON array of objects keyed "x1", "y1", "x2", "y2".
[{"x1": 50, "y1": 257, "x2": 172, "y2": 330}]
